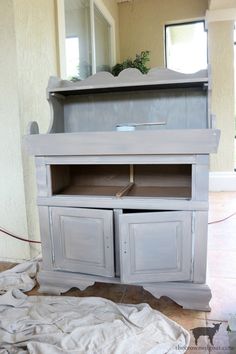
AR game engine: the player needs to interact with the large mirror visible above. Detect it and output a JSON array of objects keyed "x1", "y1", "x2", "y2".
[
  {"x1": 58, "y1": 0, "x2": 208, "y2": 79},
  {"x1": 58, "y1": 0, "x2": 116, "y2": 80}
]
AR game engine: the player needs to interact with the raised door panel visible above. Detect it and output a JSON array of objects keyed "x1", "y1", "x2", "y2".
[
  {"x1": 119, "y1": 211, "x2": 192, "y2": 283},
  {"x1": 50, "y1": 207, "x2": 114, "y2": 277}
]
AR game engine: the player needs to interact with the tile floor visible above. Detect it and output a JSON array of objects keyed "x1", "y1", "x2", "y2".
[{"x1": 0, "y1": 192, "x2": 236, "y2": 353}]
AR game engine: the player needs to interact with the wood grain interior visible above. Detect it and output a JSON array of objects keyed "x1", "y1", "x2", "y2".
[
  {"x1": 51, "y1": 165, "x2": 70, "y2": 194},
  {"x1": 60, "y1": 185, "x2": 124, "y2": 196},
  {"x1": 51, "y1": 164, "x2": 192, "y2": 199},
  {"x1": 127, "y1": 186, "x2": 191, "y2": 199},
  {"x1": 70, "y1": 165, "x2": 130, "y2": 186}
]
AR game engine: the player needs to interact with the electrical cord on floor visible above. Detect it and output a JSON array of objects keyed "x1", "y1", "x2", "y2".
[
  {"x1": 0, "y1": 227, "x2": 41, "y2": 244},
  {"x1": 208, "y1": 211, "x2": 236, "y2": 225},
  {"x1": 0, "y1": 211, "x2": 236, "y2": 243}
]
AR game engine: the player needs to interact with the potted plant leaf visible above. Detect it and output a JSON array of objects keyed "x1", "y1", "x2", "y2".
[{"x1": 111, "y1": 50, "x2": 150, "y2": 76}]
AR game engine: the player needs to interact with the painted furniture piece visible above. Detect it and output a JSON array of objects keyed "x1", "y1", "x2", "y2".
[{"x1": 24, "y1": 68, "x2": 220, "y2": 311}]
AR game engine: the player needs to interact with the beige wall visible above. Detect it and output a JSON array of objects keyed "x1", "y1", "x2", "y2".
[
  {"x1": 208, "y1": 21, "x2": 235, "y2": 171},
  {"x1": 207, "y1": 0, "x2": 236, "y2": 172},
  {"x1": 0, "y1": 0, "x2": 59, "y2": 260},
  {"x1": 209, "y1": 0, "x2": 236, "y2": 9},
  {"x1": 118, "y1": 0, "x2": 208, "y2": 67},
  {"x1": 13, "y1": 0, "x2": 59, "y2": 256},
  {"x1": 0, "y1": 0, "x2": 30, "y2": 261}
]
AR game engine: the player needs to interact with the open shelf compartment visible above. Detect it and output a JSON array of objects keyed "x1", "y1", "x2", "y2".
[{"x1": 50, "y1": 164, "x2": 192, "y2": 199}]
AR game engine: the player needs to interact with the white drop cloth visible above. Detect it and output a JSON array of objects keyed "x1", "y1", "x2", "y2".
[
  {"x1": 0, "y1": 262, "x2": 190, "y2": 354},
  {"x1": 0, "y1": 260, "x2": 38, "y2": 294}
]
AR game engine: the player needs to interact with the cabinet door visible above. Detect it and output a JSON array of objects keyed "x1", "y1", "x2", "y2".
[
  {"x1": 50, "y1": 207, "x2": 114, "y2": 277},
  {"x1": 119, "y1": 211, "x2": 192, "y2": 283}
]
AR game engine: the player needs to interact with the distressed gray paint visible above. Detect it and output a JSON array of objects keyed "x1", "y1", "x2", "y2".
[
  {"x1": 24, "y1": 129, "x2": 220, "y2": 156},
  {"x1": 50, "y1": 207, "x2": 114, "y2": 277},
  {"x1": 119, "y1": 211, "x2": 192, "y2": 283},
  {"x1": 24, "y1": 68, "x2": 220, "y2": 311}
]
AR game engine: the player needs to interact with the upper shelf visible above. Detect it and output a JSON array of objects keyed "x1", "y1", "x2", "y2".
[
  {"x1": 24, "y1": 129, "x2": 220, "y2": 156},
  {"x1": 47, "y1": 68, "x2": 209, "y2": 97},
  {"x1": 24, "y1": 68, "x2": 220, "y2": 156}
]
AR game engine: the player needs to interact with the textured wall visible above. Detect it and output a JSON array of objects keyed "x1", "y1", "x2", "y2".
[
  {"x1": 208, "y1": 21, "x2": 235, "y2": 171},
  {"x1": 0, "y1": 0, "x2": 58, "y2": 260},
  {"x1": 209, "y1": 0, "x2": 236, "y2": 9},
  {"x1": 0, "y1": 0, "x2": 30, "y2": 261},
  {"x1": 118, "y1": 0, "x2": 208, "y2": 67},
  {"x1": 13, "y1": 0, "x2": 59, "y2": 256}
]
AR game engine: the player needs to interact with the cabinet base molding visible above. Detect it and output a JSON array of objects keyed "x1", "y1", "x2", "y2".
[
  {"x1": 37, "y1": 270, "x2": 211, "y2": 311},
  {"x1": 38, "y1": 270, "x2": 96, "y2": 294},
  {"x1": 143, "y1": 282, "x2": 212, "y2": 311}
]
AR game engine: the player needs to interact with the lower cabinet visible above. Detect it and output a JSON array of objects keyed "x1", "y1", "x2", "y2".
[
  {"x1": 50, "y1": 207, "x2": 192, "y2": 283},
  {"x1": 119, "y1": 211, "x2": 192, "y2": 283},
  {"x1": 50, "y1": 207, "x2": 114, "y2": 277}
]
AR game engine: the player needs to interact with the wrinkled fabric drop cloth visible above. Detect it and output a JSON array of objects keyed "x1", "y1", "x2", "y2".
[
  {"x1": 0, "y1": 260, "x2": 38, "y2": 294},
  {"x1": 0, "y1": 262, "x2": 190, "y2": 354}
]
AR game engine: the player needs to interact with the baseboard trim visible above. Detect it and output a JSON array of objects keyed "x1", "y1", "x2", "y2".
[
  {"x1": 209, "y1": 171, "x2": 236, "y2": 191},
  {"x1": 0, "y1": 257, "x2": 25, "y2": 263}
]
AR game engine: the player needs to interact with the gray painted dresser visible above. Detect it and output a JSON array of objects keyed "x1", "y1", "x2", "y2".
[{"x1": 24, "y1": 68, "x2": 220, "y2": 310}]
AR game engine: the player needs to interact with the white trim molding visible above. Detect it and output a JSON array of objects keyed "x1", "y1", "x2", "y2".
[
  {"x1": 209, "y1": 171, "x2": 236, "y2": 191},
  {"x1": 206, "y1": 8, "x2": 236, "y2": 24},
  {"x1": 93, "y1": 0, "x2": 116, "y2": 68}
]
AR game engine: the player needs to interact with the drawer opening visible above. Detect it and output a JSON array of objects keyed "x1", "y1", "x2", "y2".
[{"x1": 50, "y1": 164, "x2": 192, "y2": 199}]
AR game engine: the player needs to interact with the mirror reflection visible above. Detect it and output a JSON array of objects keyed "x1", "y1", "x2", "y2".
[
  {"x1": 64, "y1": 0, "x2": 114, "y2": 80},
  {"x1": 62, "y1": 0, "x2": 208, "y2": 79}
]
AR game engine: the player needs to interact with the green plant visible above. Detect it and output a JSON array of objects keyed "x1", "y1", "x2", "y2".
[{"x1": 111, "y1": 50, "x2": 150, "y2": 76}]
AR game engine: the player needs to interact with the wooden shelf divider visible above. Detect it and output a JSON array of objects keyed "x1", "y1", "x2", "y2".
[{"x1": 116, "y1": 182, "x2": 135, "y2": 198}]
